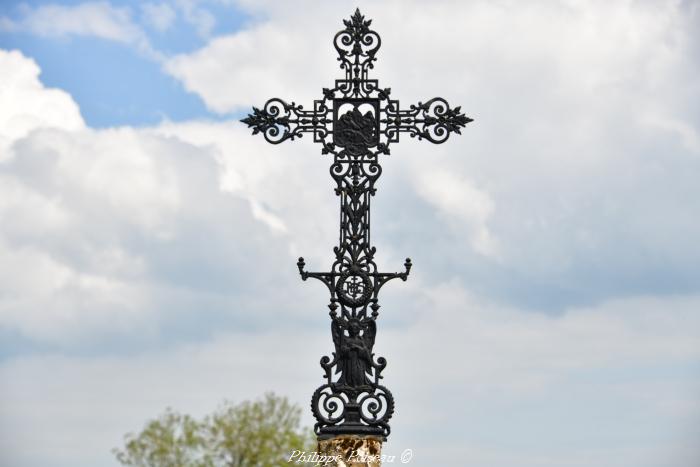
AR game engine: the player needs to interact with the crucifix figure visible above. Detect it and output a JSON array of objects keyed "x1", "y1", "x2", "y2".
[{"x1": 242, "y1": 9, "x2": 472, "y2": 439}]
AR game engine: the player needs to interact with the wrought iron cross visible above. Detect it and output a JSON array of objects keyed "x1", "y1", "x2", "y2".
[{"x1": 242, "y1": 9, "x2": 472, "y2": 439}]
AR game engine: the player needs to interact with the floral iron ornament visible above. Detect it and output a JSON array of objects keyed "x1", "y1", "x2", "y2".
[{"x1": 242, "y1": 9, "x2": 472, "y2": 439}]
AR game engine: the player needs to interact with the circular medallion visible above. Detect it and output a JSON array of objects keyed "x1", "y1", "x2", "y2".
[{"x1": 336, "y1": 271, "x2": 373, "y2": 306}]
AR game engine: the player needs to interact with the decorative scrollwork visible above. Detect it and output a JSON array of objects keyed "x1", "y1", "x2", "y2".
[
  {"x1": 241, "y1": 98, "x2": 332, "y2": 145},
  {"x1": 359, "y1": 386, "x2": 394, "y2": 428},
  {"x1": 242, "y1": 9, "x2": 471, "y2": 439},
  {"x1": 312, "y1": 384, "x2": 347, "y2": 427},
  {"x1": 334, "y1": 9, "x2": 381, "y2": 86},
  {"x1": 384, "y1": 97, "x2": 473, "y2": 144}
]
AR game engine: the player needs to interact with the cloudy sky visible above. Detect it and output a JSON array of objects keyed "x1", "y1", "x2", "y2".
[{"x1": 1, "y1": 0, "x2": 699, "y2": 466}]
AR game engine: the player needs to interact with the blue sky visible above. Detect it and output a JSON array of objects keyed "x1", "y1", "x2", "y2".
[
  {"x1": 1, "y1": 1, "x2": 699, "y2": 467},
  {"x1": 0, "y1": 0, "x2": 251, "y2": 127}
]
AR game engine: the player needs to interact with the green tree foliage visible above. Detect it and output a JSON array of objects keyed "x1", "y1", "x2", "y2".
[{"x1": 114, "y1": 393, "x2": 315, "y2": 467}]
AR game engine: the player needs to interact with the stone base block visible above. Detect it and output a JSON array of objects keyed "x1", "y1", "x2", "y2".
[{"x1": 316, "y1": 435, "x2": 384, "y2": 467}]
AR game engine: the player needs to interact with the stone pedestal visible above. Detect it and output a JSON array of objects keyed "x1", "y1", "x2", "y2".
[{"x1": 317, "y1": 435, "x2": 384, "y2": 467}]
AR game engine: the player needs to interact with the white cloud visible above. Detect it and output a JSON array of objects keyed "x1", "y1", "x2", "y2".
[
  {"x1": 165, "y1": 24, "x2": 308, "y2": 114},
  {"x1": 379, "y1": 282, "x2": 700, "y2": 466},
  {"x1": 151, "y1": 119, "x2": 338, "y2": 266},
  {"x1": 3, "y1": 2, "x2": 160, "y2": 59},
  {"x1": 0, "y1": 50, "x2": 84, "y2": 157},
  {"x1": 413, "y1": 168, "x2": 498, "y2": 257},
  {"x1": 175, "y1": 0, "x2": 216, "y2": 38},
  {"x1": 141, "y1": 2, "x2": 177, "y2": 33},
  {"x1": 0, "y1": 119, "x2": 307, "y2": 343},
  {"x1": 0, "y1": 49, "x2": 302, "y2": 345},
  {"x1": 22, "y1": 2, "x2": 137, "y2": 41},
  {"x1": 641, "y1": 113, "x2": 700, "y2": 155}
]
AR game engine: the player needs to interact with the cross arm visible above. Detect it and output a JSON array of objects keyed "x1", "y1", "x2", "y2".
[
  {"x1": 382, "y1": 97, "x2": 473, "y2": 144},
  {"x1": 372, "y1": 258, "x2": 412, "y2": 293},
  {"x1": 241, "y1": 98, "x2": 332, "y2": 145},
  {"x1": 296, "y1": 256, "x2": 412, "y2": 304}
]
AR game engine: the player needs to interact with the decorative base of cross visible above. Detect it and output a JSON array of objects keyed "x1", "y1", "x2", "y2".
[{"x1": 317, "y1": 435, "x2": 384, "y2": 467}]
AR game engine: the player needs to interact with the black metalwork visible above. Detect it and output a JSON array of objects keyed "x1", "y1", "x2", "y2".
[{"x1": 242, "y1": 9, "x2": 472, "y2": 439}]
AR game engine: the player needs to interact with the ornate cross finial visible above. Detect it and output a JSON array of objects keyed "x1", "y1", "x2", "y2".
[{"x1": 242, "y1": 9, "x2": 472, "y2": 439}]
